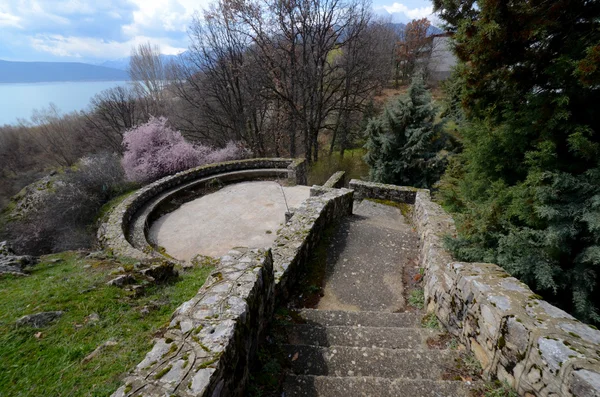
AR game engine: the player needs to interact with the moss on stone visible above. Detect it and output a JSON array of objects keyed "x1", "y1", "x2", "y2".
[{"x1": 154, "y1": 365, "x2": 172, "y2": 380}]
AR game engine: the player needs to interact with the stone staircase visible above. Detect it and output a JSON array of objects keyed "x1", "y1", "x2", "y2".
[{"x1": 280, "y1": 309, "x2": 476, "y2": 397}]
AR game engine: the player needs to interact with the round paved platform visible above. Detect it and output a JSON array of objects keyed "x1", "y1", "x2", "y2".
[{"x1": 148, "y1": 181, "x2": 311, "y2": 260}]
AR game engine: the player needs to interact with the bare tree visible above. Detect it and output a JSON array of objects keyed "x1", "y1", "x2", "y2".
[
  {"x1": 26, "y1": 104, "x2": 88, "y2": 167},
  {"x1": 128, "y1": 42, "x2": 171, "y2": 116},
  {"x1": 170, "y1": 4, "x2": 272, "y2": 155},
  {"x1": 229, "y1": 0, "x2": 372, "y2": 162},
  {"x1": 329, "y1": 18, "x2": 397, "y2": 157},
  {"x1": 84, "y1": 85, "x2": 146, "y2": 153}
]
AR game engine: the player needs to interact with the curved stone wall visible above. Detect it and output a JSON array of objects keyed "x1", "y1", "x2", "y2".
[
  {"x1": 98, "y1": 158, "x2": 306, "y2": 260},
  {"x1": 110, "y1": 181, "x2": 353, "y2": 397},
  {"x1": 349, "y1": 179, "x2": 600, "y2": 397}
]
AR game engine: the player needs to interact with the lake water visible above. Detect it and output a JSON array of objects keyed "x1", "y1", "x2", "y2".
[{"x1": 0, "y1": 81, "x2": 129, "y2": 126}]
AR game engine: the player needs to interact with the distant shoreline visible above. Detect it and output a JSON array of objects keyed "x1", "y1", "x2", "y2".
[{"x1": 0, "y1": 79, "x2": 131, "y2": 85}]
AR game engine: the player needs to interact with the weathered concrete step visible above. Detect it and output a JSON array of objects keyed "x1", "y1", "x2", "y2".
[
  {"x1": 282, "y1": 345, "x2": 456, "y2": 379},
  {"x1": 285, "y1": 324, "x2": 437, "y2": 349},
  {"x1": 296, "y1": 309, "x2": 420, "y2": 328},
  {"x1": 283, "y1": 375, "x2": 478, "y2": 397}
]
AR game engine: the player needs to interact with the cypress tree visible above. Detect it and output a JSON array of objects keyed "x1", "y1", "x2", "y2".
[{"x1": 435, "y1": 0, "x2": 600, "y2": 321}]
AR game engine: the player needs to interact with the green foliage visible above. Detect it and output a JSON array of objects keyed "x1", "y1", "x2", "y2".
[
  {"x1": 0, "y1": 252, "x2": 213, "y2": 396},
  {"x1": 408, "y1": 288, "x2": 425, "y2": 309},
  {"x1": 422, "y1": 313, "x2": 441, "y2": 330},
  {"x1": 481, "y1": 380, "x2": 518, "y2": 397},
  {"x1": 435, "y1": 0, "x2": 600, "y2": 323},
  {"x1": 363, "y1": 75, "x2": 448, "y2": 188}
]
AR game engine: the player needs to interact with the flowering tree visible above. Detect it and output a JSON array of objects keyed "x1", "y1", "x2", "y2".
[{"x1": 122, "y1": 117, "x2": 245, "y2": 183}]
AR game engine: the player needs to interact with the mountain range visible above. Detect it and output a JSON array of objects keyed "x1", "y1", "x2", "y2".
[
  {"x1": 0, "y1": 24, "x2": 442, "y2": 84},
  {"x1": 0, "y1": 60, "x2": 129, "y2": 84}
]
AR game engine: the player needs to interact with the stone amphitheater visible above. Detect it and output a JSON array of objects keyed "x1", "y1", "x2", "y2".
[{"x1": 99, "y1": 158, "x2": 600, "y2": 397}]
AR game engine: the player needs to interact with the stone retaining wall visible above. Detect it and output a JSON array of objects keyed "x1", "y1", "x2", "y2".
[
  {"x1": 413, "y1": 190, "x2": 600, "y2": 397},
  {"x1": 98, "y1": 158, "x2": 305, "y2": 260},
  {"x1": 111, "y1": 248, "x2": 274, "y2": 397},
  {"x1": 109, "y1": 174, "x2": 353, "y2": 397},
  {"x1": 272, "y1": 186, "x2": 354, "y2": 297},
  {"x1": 351, "y1": 179, "x2": 600, "y2": 396},
  {"x1": 349, "y1": 179, "x2": 419, "y2": 203}
]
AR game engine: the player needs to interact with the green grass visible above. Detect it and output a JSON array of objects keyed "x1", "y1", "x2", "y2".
[
  {"x1": 307, "y1": 148, "x2": 370, "y2": 186},
  {"x1": 95, "y1": 189, "x2": 138, "y2": 225},
  {"x1": 0, "y1": 251, "x2": 213, "y2": 396},
  {"x1": 408, "y1": 288, "x2": 425, "y2": 309},
  {"x1": 422, "y1": 312, "x2": 441, "y2": 330}
]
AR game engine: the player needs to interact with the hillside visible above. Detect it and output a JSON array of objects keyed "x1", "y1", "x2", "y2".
[{"x1": 0, "y1": 60, "x2": 129, "y2": 83}]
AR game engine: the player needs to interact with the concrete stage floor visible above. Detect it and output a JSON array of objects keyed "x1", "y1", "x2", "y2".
[{"x1": 149, "y1": 181, "x2": 311, "y2": 261}]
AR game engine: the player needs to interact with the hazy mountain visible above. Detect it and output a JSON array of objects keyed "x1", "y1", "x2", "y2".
[
  {"x1": 0, "y1": 60, "x2": 129, "y2": 83},
  {"x1": 386, "y1": 22, "x2": 444, "y2": 37},
  {"x1": 98, "y1": 53, "x2": 185, "y2": 71}
]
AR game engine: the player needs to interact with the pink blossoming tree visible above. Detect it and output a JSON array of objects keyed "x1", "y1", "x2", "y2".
[{"x1": 122, "y1": 117, "x2": 246, "y2": 183}]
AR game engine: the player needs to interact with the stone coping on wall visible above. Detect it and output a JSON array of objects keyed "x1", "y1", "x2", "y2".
[
  {"x1": 352, "y1": 180, "x2": 600, "y2": 396},
  {"x1": 109, "y1": 182, "x2": 353, "y2": 397},
  {"x1": 98, "y1": 158, "x2": 306, "y2": 261},
  {"x1": 322, "y1": 171, "x2": 346, "y2": 189}
]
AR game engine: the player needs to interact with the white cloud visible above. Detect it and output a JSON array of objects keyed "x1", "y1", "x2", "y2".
[
  {"x1": 0, "y1": 11, "x2": 22, "y2": 28},
  {"x1": 30, "y1": 34, "x2": 187, "y2": 59},
  {"x1": 382, "y1": 2, "x2": 433, "y2": 19},
  {"x1": 123, "y1": 0, "x2": 210, "y2": 37},
  {"x1": 374, "y1": 2, "x2": 440, "y2": 25}
]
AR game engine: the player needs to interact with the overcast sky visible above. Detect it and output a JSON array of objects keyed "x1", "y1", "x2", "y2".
[{"x1": 0, "y1": 0, "x2": 437, "y2": 64}]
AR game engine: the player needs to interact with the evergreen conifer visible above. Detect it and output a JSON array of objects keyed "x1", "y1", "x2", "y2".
[
  {"x1": 364, "y1": 75, "x2": 444, "y2": 188},
  {"x1": 435, "y1": 0, "x2": 600, "y2": 322}
]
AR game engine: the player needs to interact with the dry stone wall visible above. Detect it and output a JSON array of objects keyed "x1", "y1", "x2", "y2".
[
  {"x1": 349, "y1": 179, "x2": 419, "y2": 203},
  {"x1": 350, "y1": 179, "x2": 600, "y2": 397}
]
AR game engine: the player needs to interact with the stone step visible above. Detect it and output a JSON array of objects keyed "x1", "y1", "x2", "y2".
[
  {"x1": 282, "y1": 345, "x2": 457, "y2": 379},
  {"x1": 283, "y1": 375, "x2": 478, "y2": 397},
  {"x1": 296, "y1": 309, "x2": 420, "y2": 328},
  {"x1": 285, "y1": 324, "x2": 437, "y2": 349}
]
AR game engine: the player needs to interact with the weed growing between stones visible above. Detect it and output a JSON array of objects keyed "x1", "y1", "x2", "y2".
[
  {"x1": 475, "y1": 380, "x2": 518, "y2": 397},
  {"x1": 408, "y1": 288, "x2": 425, "y2": 309},
  {"x1": 0, "y1": 251, "x2": 213, "y2": 396},
  {"x1": 422, "y1": 312, "x2": 441, "y2": 329},
  {"x1": 442, "y1": 350, "x2": 482, "y2": 383}
]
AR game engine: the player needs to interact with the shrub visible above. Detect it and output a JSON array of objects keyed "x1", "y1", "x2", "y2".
[
  {"x1": 2, "y1": 153, "x2": 133, "y2": 255},
  {"x1": 121, "y1": 117, "x2": 247, "y2": 183}
]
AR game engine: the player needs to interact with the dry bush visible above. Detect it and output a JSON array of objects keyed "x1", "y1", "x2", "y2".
[{"x1": 1, "y1": 152, "x2": 134, "y2": 255}]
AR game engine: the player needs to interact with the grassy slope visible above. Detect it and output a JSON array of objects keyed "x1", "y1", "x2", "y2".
[{"x1": 0, "y1": 252, "x2": 213, "y2": 396}]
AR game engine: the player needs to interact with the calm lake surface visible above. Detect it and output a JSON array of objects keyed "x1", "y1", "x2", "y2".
[{"x1": 0, "y1": 81, "x2": 129, "y2": 126}]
